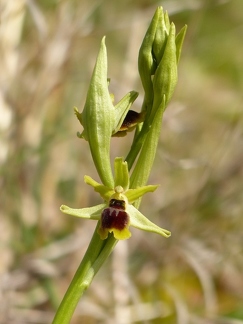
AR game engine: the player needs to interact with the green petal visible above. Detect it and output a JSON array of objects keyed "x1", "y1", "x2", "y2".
[
  {"x1": 60, "y1": 204, "x2": 106, "y2": 220},
  {"x1": 127, "y1": 204, "x2": 171, "y2": 238},
  {"x1": 114, "y1": 157, "x2": 129, "y2": 191},
  {"x1": 84, "y1": 175, "x2": 114, "y2": 201},
  {"x1": 125, "y1": 185, "x2": 159, "y2": 203}
]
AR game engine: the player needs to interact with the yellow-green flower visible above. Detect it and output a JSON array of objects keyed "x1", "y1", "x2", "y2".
[{"x1": 60, "y1": 157, "x2": 171, "y2": 240}]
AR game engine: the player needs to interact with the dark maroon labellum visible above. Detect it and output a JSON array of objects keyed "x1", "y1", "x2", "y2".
[
  {"x1": 119, "y1": 110, "x2": 144, "y2": 131},
  {"x1": 113, "y1": 110, "x2": 144, "y2": 137},
  {"x1": 101, "y1": 199, "x2": 129, "y2": 231}
]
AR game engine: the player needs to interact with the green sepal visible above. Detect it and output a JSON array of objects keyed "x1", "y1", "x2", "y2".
[
  {"x1": 127, "y1": 204, "x2": 171, "y2": 238},
  {"x1": 60, "y1": 204, "x2": 105, "y2": 220}
]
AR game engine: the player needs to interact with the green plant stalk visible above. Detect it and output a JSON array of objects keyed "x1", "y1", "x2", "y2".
[
  {"x1": 125, "y1": 115, "x2": 153, "y2": 171},
  {"x1": 52, "y1": 146, "x2": 151, "y2": 324},
  {"x1": 52, "y1": 223, "x2": 117, "y2": 324},
  {"x1": 53, "y1": 6, "x2": 186, "y2": 323},
  {"x1": 130, "y1": 97, "x2": 166, "y2": 191}
]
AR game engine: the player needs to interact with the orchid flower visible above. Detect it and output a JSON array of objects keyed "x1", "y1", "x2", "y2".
[{"x1": 60, "y1": 157, "x2": 170, "y2": 240}]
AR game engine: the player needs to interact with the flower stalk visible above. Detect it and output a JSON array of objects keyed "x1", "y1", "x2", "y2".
[{"x1": 52, "y1": 6, "x2": 186, "y2": 324}]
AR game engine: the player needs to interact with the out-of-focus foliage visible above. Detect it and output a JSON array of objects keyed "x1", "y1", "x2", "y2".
[{"x1": 0, "y1": 0, "x2": 242, "y2": 323}]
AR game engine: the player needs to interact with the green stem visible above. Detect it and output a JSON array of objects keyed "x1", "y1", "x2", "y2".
[
  {"x1": 52, "y1": 224, "x2": 117, "y2": 324},
  {"x1": 52, "y1": 113, "x2": 152, "y2": 324},
  {"x1": 126, "y1": 118, "x2": 151, "y2": 170}
]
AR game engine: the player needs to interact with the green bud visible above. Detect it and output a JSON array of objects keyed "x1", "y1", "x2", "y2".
[
  {"x1": 75, "y1": 38, "x2": 140, "y2": 187},
  {"x1": 152, "y1": 7, "x2": 169, "y2": 65},
  {"x1": 152, "y1": 22, "x2": 177, "y2": 112},
  {"x1": 126, "y1": 7, "x2": 186, "y2": 170},
  {"x1": 138, "y1": 7, "x2": 159, "y2": 109},
  {"x1": 138, "y1": 7, "x2": 187, "y2": 117},
  {"x1": 77, "y1": 37, "x2": 115, "y2": 187}
]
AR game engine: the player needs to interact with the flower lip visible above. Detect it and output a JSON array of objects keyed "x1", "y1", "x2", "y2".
[
  {"x1": 61, "y1": 158, "x2": 171, "y2": 240},
  {"x1": 113, "y1": 110, "x2": 144, "y2": 137},
  {"x1": 98, "y1": 196, "x2": 130, "y2": 240},
  {"x1": 101, "y1": 207, "x2": 129, "y2": 231},
  {"x1": 119, "y1": 110, "x2": 144, "y2": 131}
]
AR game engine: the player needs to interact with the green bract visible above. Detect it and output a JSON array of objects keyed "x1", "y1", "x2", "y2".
[
  {"x1": 75, "y1": 38, "x2": 139, "y2": 188},
  {"x1": 75, "y1": 37, "x2": 114, "y2": 188},
  {"x1": 60, "y1": 158, "x2": 171, "y2": 240}
]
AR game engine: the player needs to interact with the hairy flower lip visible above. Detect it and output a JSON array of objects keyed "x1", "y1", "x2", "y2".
[
  {"x1": 113, "y1": 110, "x2": 145, "y2": 137},
  {"x1": 99, "y1": 206, "x2": 130, "y2": 240}
]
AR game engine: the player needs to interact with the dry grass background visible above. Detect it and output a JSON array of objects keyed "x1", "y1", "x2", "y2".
[{"x1": 0, "y1": 0, "x2": 243, "y2": 323}]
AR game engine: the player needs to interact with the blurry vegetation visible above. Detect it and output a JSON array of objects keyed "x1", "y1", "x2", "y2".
[{"x1": 0, "y1": 0, "x2": 243, "y2": 323}]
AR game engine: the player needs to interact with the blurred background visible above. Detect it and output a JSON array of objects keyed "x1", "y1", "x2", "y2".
[{"x1": 0, "y1": 0, "x2": 243, "y2": 323}]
